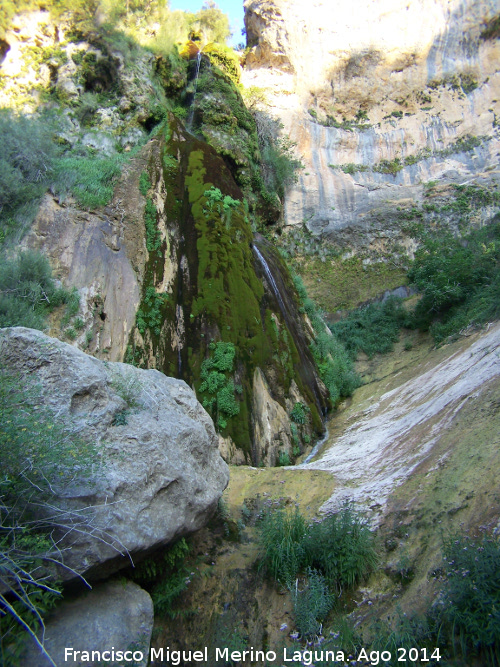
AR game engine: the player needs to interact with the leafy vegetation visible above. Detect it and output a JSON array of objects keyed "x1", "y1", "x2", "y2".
[
  {"x1": 330, "y1": 135, "x2": 488, "y2": 178},
  {"x1": 305, "y1": 508, "x2": 378, "y2": 592},
  {"x1": 130, "y1": 538, "x2": 193, "y2": 619},
  {"x1": 203, "y1": 43, "x2": 240, "y2": 85},
  {"x1": 199, "y1": 341, "x2": 240, "y2": 431},
  {"x1": 329, "y1": 297, "x2": 408, "y2": 359},
  {"x1": 480, "y1": 13, "x2": 500, "y2": 40},
  {"x1": 258, "y1": 503, "x2": 377, "y2": 637},
  {"x1": 0, "y1": 251, "x2": 71, "y2": 330},
  {"x1": 0, "y1": 367, "x2": 100, "y2": 664},
  {"x1": 408, "y1": 221, "x2": 500, "y2": 343},
  {"x1": 52, "y1": 154, "x2": 124, "y2": 209},
  {"x1": 0, "y1": 109, "x2": 127, "y2": 243},
  {"x1": 258, "y1": 504, "x2": 308, "y2": 588},
  {"x1": 290, "y1": 402, "x2": 308, "y2": 425},
  {"x1": 292, "y1": 273, "x2": 360, "y2": 405},
  {"x1": 135, "y1": 286, "x2": 167, "y2": 336},
  {"x1": 438, "y1": 533, "x2": 500, "y2": 664},
  {"x1": 292, "y1": 568, "x2": 333, "y2": 638},
  {"x1": 0, "y1": 111, "x2": 58, "y2": 238},
  {"x1": 260, "y1": 136, "x2": 303, "y2": 204}
]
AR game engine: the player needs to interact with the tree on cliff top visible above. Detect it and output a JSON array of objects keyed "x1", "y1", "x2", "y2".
[{"x1": 190, "y1": 1, "x2": 231, "y2": 45}]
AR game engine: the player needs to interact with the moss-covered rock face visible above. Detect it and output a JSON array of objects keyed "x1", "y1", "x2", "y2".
[
  {"x1": 128, "y1": 115, "x2": 326, "y2": 462},
  {"x1": 186, "y1": 56, "x2": 281, "y2": 224}
]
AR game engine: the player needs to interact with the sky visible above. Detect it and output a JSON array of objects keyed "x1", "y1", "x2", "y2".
[{"x1": 168, "y1": 0, "x2": 245, "y2": 46}]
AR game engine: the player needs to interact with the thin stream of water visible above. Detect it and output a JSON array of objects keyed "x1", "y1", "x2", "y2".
[
  {"x1": 300, "y1": 426, "x2": 329, "y2": 465},
  {"x1": 252, "y1": 245, "x2": 288, "y2": 315},
  {"x1": 187, "y1": 52, "x2": 202, "y2": 130}
]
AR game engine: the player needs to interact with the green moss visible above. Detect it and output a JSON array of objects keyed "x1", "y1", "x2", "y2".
[
  {"x1": 128, "y1": 117, "x2": 327, "y2": 459},
  {"x1": 480, "y1": 13, "x2": 500, "y2": 40},
  {"x1": 144, "y1": 198, "x2": 161, "y2": 252},
  {"x1": 300, "y1": 256, "x2": 407, "y2": 312},
  {"x1": 139, "y1": 171, "x2": 151, "y2": 197},
  {"x1": 202, "y1": 43, "x2": 241, "y2": 84}
]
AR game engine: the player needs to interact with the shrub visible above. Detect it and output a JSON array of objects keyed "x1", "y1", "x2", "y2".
[
  {"x1": 480, "y1": 13, "x2": 500, "y2": 40},
  {"x1": 408, "y1": 222, "x2": 500, "y2": 342},
  {"x1": 53, "y1": 154, "x2": 124, "y2": 209},
  {"x1": 305, "y1": 505, "x2": 378, "y2": 592},
  {"x1": 131, "y1": 538, "x2": 191, "y2": 619},
  {"x1": 291, "y1": 273, "x2": 360, "y2": 405},
  {"x1": 260, "y1": 137, "x2": 303, "y2": 202},
  {"x1": 329, "y1": 297, "x2": 408, "y2": 360},
  {"x1": 198, "y1": 342, "x2": 240, "y2": 432},
  {"x1": 439, "y1": 534, "x2": 500, "y2": 664},
  {"x1": 0, "y1": 110, "x2": 58, "y2": 234},
  {"x1": 290, "y1": 402, "x2": 308, "y2": 424},
  {"x1": 292, "y1": 568, "x2": 333, "y2": 638},
  {"x1": 0, "y1": 251, "x2": 68, "y2": 329},
  {"x1": 0, "y1": 366, "x2": 100, "y2": 662},
  {"x1": 136, "y1": 286, "x2": 166, "y2": 335},
  {"x1": 144, "y1": 198, "x2": 162, "y2": 252},
  {"x1": 370, "y1": 611, "x2": 435, "y2": 665},
  {"x1": 258, "y1": 505, "x2": 308, "y2": 587},
  {"x1": 258, "y1": 504, "x2": 377, "y2": 593},
  {"x1": 277, "y1": 451, "x2": 291, "y2": 466}
]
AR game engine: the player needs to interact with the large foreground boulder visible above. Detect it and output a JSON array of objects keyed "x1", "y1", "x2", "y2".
[
  {"x1": 0, "y1": 327, "x2": 229, "y2": 580},
  {"x1": 24, "y1": 580, "x2": 153, "y2": 667}
]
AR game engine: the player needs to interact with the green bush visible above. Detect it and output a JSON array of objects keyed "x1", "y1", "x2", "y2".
[
  {"x1": 136, "y1": 286, "x2": 166, "y2": 335},
  {"x1": 0, "y1": 110, "x2": 58, "y2": 234},
  {"x1": 0, "y1": 251, "x2": 68, "y2": 329},
  {"x1": 277, "y1": 451, "x2": 291, "y2": 466},
  {"x1": 258, "y1": 504, "x2": 377, "y2": 593},
  {"x1": 144, "y1": 198, "x2": 162, "y2": 252},
  {"x1": 53, "y1": 154, "x2": 124, "y2": 209},
  {"x1": 439, "y1": 534, "x2": 500, "y2": 664},
  {"x1": 306, "y1": 506, "x2": 378, "y2": 592},
  {"x1": 131, "y1": 538, "x2": 192, "y2": 619},
  {"x1": 290, "y1": 402, "x2": 308, "y2": 424},
  {"x1": 291, "y1": 273, "x2": 360, "y2": 405},
  {"x1": 0, "y1": 366, "x2": 99, "y2": 662},
  {"x1": 258, "y1": 505, "x2": 308, "y2": 588},
  {"x1": 260, "y1": 137, "x2": 303, "y2": 202},
  {"x1": 292, "y1": 568, "x2": 333, "y2": 638},
  {"x1": 329, "y1": 297, "x2": 408, "y2": 359},
  {"x1": 408, "y1": 222, "x2": 500, "y2": 342},
  {"x1": 370, "y1": 611, "x2": 435, "y2": 666},
  {"x1": 199, "y1": 342, "x2": 240, "y2": 431}
]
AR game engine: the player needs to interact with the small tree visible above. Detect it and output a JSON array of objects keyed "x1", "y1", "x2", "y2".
[{"x1": 191, "y1": 1, "x2": 231, "y2": 45}]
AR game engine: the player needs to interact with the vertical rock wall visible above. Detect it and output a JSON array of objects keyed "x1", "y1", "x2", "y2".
[{"x1": 243, "y1": 0, "x2": 500, "y2": 247}]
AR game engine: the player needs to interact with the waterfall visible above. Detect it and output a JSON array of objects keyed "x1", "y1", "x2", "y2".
[
  {"x1": 252, "y1": 234, "x2": 329, "y2": 421},
  {"x1": 252, "y1": 245, "x2": 287, "y2": 316},
  {"x1": 300, "y1": 426, "x2": 329, "y2": 465},
  {"x1": 187, "y1": 52, "x2": 202, "y2": 130}
]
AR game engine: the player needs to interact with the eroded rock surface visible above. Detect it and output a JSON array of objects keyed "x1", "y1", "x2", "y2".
[
  {"x1": 243, "y1": 0, "x2": 500, "y2": 247},
  {"x1": 306, "y1": 323, "x2": 500, "y2": 520},
  {"x1": 0, "y1": 327, "x2": 229, "y2": 580}
]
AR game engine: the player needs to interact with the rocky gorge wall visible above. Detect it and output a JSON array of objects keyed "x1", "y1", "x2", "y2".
[
  {"x1": 243, "y1": 0, "x2": 500, "y2": 250},
  {"x1": 2, "y1": 10, "x2": 329, "y2": 466}
]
